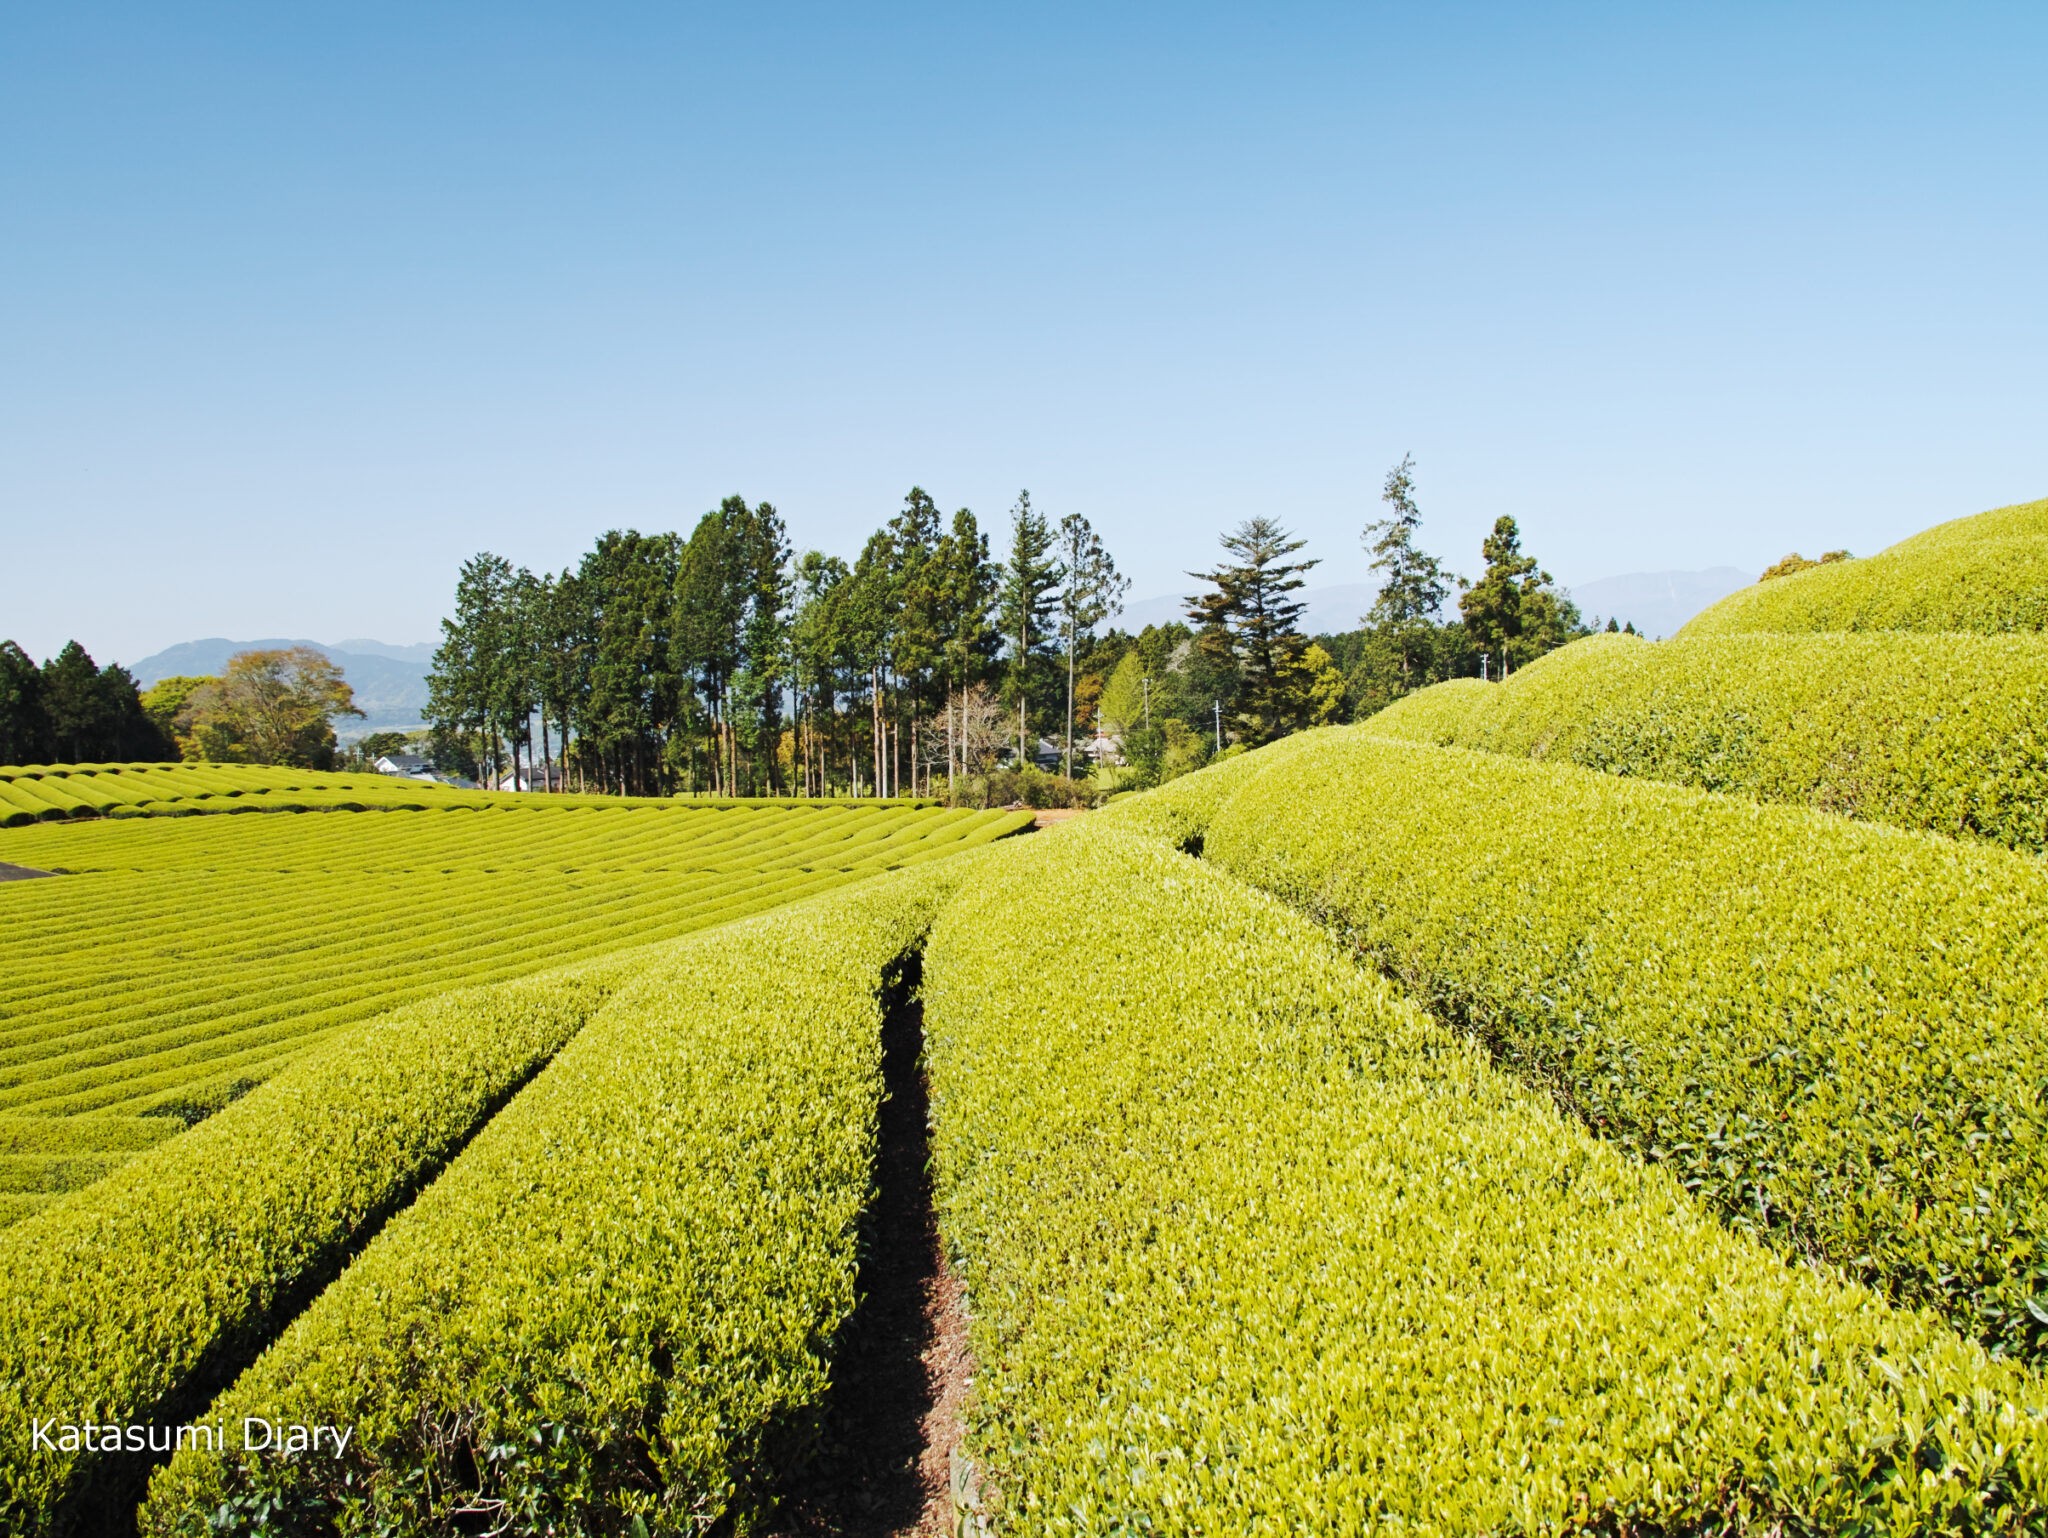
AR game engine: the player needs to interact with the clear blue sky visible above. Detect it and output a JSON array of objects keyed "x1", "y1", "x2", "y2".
[{"x1": 4, "y1": 3, "x2": 2043, "y2": 664}]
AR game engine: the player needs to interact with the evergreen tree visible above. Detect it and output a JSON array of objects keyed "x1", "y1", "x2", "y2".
[
  {"x1": 582, "y1": 530, "x2": 679, "y2": 795},
  {"x1": 41, "y1": 642, "x2": 111, "y2": 762},
  {"x1": 845, "y1": 529, "x2": 900, "y2": 795},
  {"x1": 0, "y1": 642, "x2": 51, "y2": 766},
  {"x1": 1186, "y1": 518, "x2": 1320, "y2": 746},
  {"x1": 1360, "y1": 454, "x2": 1449, "y2": 692},
  {"x1": 1458, "y1": 516, "x2": 1585, "y2": 676},
  {"x1": 428, "y1": 554, "x2": 514, "y2": 782},
  {"x1": 1054, "y1": 513, "x2": 1128, "y2": 776},
  {"x1": 885, "y1": 489, "x2": 946, "y2": 794},
  {"x1": 996, "y1": 491, "x2": 1060, "y2": 765},
  {"x1": 789, "y1": 550, "x2": 851, "y2": 796},
  {"x1": 737, "y1": 500, "x2": 793, "y2": 793}
]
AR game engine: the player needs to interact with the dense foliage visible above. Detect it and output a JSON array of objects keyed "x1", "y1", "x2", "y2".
[
  {"x1": 925, "y1": 817, "x2": 2048, "y2": 1532},
  {"x1": 0, "y1": 790, "x2": 1026, "y2": 1220},
  {"x1": 423, "y1": 489, "x2": 1129, "y2": 800},
  {"x1": 174, "y1": 647, "x2": 362, "y2": 768},
  {"x1": 1108, "y1": 728, "x2": 2048, "y2": 1360},
  {"x1": 1681, "y1": 496, "x2": 2048, "y2": 636},
  {"x1": 139, "y1": 870, "x2": 959, "y2": 1536},
  {"x1": 0, "y1": 952, "x2": 646, "y2": 1534},
  {"x1": 1368, "y1": 630, "x2": 2048, "y2": 851},
  {"x1": 0, "y1": 641, "x2": 174, "y2": 766}
]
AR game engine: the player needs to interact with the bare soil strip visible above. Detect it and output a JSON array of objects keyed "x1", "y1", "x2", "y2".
[
  {"x1": 0, "y1": 861, "x2": 55, "y2": 880},
  {"x1": 771, "y1": 966, "x2": 975, "y2": 1538}
]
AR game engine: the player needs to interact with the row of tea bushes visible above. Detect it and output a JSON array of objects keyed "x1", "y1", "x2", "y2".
[
  {"x1": 139, "y1": 869, "x2": 959, "y2": 1537},
  {"x1": 1367, "y1": 630, "x2": 2048, "y2": 851},
  {"x1": 0, "y1": 801, "x2": 1030, "y2": 1125},
  {"x1": 1679, "y1": 495, "x2": 2048, "y2": 636},
  {"x1": 0, "y1": 956, "x2": 648, "y2": 1534},
  {"x1": 922, "y1": 821, "x2": 2048, "y2": 1532},
  {"x1": 1102, "y1": 729, "x2": 2048, "y2": 1360},
  {"x1": 0, "y1": 759, "x2": 948, "y2": 825}
]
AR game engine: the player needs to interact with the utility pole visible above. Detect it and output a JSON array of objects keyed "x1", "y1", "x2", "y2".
[
  {"x1": 1213, "y1": 699, "x2": 1222, "y2": 752},
  {"x1": 1142, "y1": 676, "x2": 1150, "y2": 730},
  {"x1": 1481, "y1": 652, "x2": 1490, "y2": 683}
]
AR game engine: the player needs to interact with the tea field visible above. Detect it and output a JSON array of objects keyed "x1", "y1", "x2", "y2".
[
  {"x1": 0, "y1": 790, "x2": 1029, "y2": 1226},
  {"x1": 10, "y1": 497, "x2": 2048, "y2": 1536}
]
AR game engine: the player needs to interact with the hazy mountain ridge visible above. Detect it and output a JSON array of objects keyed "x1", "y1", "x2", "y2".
[{"x1": 130, "y1": 639, "x2": 432, "y2": 740}]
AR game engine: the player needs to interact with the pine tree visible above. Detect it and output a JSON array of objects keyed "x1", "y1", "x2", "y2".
[
  {"x1": 1360, "y1": 455, "x2": 1449, "y2": 693},
  {"x1": 996, "y1": 491, "x2": 1060, "y2": 765},
  {"x1": 1054, "y1": 513, "x2": 1128, "y2": 777},
  {"x1": 1, "y1": 642, "x2": 51, "y2": 766},
  {"x1": 1186, "y1": 518, "x2": 1320, "y2": 746},
  {"x1": 1458, "y1": 516, "x2": 1585, "y2": 676}
]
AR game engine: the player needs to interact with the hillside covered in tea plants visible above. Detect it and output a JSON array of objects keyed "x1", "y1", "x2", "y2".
[
  {"x1": 7, "y1": 497, "x2": 2048, "y2": 1536},
  {"x1": 0, "y1": 778, "x2": 1027, "y2": 1229}
]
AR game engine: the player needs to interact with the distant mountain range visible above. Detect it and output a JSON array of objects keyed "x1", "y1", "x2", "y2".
[
  {"x1": 1565, "y1": 568, "x2": 1754, "y2": 639},
  {"x1": 1118, "y1": 569, "x2": 1755, "y2": 646},
  {"x1": 129, "y1": 639, "x2": 434, "y2": 741}
]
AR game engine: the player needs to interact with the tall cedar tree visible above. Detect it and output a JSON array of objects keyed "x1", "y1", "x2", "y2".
[
  {"x1": 428, "y1": 553, "x2": 516, "y2": 784},
  {"x1": 789, "y1": 550, "x2": 851, "y2": 796},
  {"x1": 886, "y1": 490, "x2": 946, "y2": 794},
  {"x1": 844, "y1": 528, "x2": 900, "y2": 795},
  {"x1": 1187, "y1": 518, "x2": 1320, "y2": 747},
  {"x1": 1360, "y1": 454, "x2": 1450, "y2": 691},
  {"x1": 1054, "y1": 513, "x2": 1129, "y2": 776},
  {"x1": 738, "y1": 501, "x2": 793, "y2": 792},
  {"x1": 997, "y1": 491, "x2": 1061, "y2": 764},
  {"x1": 584, "y1": 530, "x2": 680, "y2": 795},
  {"x1": 1458, "y1": 516, "x2": 1584, "y2": 676}
]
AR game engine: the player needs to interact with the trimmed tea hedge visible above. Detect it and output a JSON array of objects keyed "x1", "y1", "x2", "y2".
[
  {"x1": 1367, "y1": 630, "x2": 2048, "y2": 851},
  {"x1": 0, "y1": 800, "x2": 1028, "y2": 1134},
  {"x1": 1680, "y1": 495, "x2": 2048, "y2": 636},
  {"x1": 923, "y1": 820, "x2": 2048, "y2": 1532},
  {"x1": 0, "y1": 759, "x2": 949, "y2": 826},
  {"x1": 139, "y1": 868, "x2": 963, "y2": 1537},
  {"x1": 0, "y1": 953, "x2": 648, "y2": 1534},
  {"x1": 1103, "y1": 730, "x2": 2048, "y2": 1360}
]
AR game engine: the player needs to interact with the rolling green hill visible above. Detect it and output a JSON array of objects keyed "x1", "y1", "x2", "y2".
[{"x1": 1679, "y1": 495, "x2": 2048, "y2": 635}]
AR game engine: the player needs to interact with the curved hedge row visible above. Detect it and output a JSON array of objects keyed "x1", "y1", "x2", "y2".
[
  {"x1": 1367, "y1": 630, "x2": 2048, "y2": 851},
  {"x1": 1103, "y1": 729, "x2": 2048, "y2": 1362},
  {"x1": 0, "y1": 954, "x2": 649, "y2": 1535},
  {"x1": 139, "y1": 868, "x2": 959, "y2": 1537},
  {"x1": 0, "y1": 802, "x2": 1029, "y2": 1129},
  {"x1": 924, "y1": 821, "x2": 2048, "y2": 1532},
  {"x1": 1679, "y1": 495, "x2": 2048, "y2": 636},
  {"x1": 0, "y1": 759, "x2": 949, "y2": 825}
]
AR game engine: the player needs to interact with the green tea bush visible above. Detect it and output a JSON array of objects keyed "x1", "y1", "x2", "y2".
[
  {"x1": 0, "y1": 760, "x2": 950, "y2": 826},
  {"x1": 0, "y1": 954, "x2": 646, "y2": 1534},
  {"x1": 139, "y1": 867, "x2": 963, "y2": 1537},
  {"x1": 1368, "y1": 630, "x2": 2048, "y2": 851},
  {"x1": 1103, "y1": 730, "x2": 2048, "y2": 1360},
  {"x1": 1680, "y1": 495, "x2": 2048, "y2": 636},
  {"x1": 0, "y1": 801, "x2": 1030, "y2": 1129},
  {"x1": 923, "y1": 820, "x2": 2048, "y2": 1532}
]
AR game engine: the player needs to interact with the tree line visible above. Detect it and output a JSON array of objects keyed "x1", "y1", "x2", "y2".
[
  {"x1": 0, "y1": 642, "x2": 364, "y2": 771},
  {"x1": 0, "y1": 462, "x2": 1592, "y2": 784},
  {"x1": 0, "y1": 642, "x2": 174, "y2": 766},
  {"x1": 425, "y1": 490, "x2": 1129, "y2": 797},
  {"x1": 423, "y1": 464, "x2": 1591, "y2": 799}
]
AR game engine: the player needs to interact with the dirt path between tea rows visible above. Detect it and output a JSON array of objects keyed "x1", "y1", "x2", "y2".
[{"x1": 769, "y1": 975, "x2": 978, "y2": 1538}]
